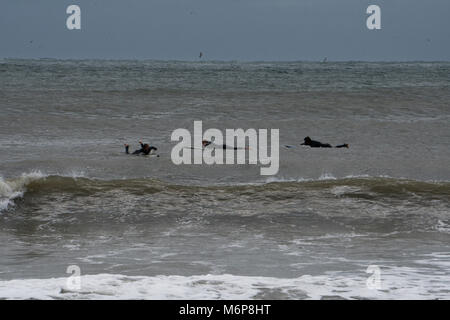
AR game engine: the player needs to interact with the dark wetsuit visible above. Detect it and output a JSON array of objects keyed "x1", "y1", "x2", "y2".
[
  {"x1": 301, "y1": 137, "x2": 348, "y2": 148},
  {"x1": 304, "y1": 139, "x2": 332, "y2": 148},
  {"x1": 125, "y1": 143, "x2": 158, "y2": 155}
]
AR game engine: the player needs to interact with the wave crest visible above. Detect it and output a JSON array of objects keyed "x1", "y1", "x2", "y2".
[
  {"x1": 1, "y1": 172, "x2": 449, "y2": 214},
  {"x1": 0, "y1": 171, "x2": 47, "y2": 212}
]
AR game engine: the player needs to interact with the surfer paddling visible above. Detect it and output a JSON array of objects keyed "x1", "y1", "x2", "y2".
[
  {"x1": 125, "y1": 140, "x2": 158, "y2": 155},
  {"x1": 301, "y1": 136, "x2": 349, "y2": 148}
]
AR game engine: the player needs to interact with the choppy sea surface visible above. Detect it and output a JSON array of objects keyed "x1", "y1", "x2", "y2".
[{"x1": 0, "y1": 60, "x2": 449, "y2": 299}]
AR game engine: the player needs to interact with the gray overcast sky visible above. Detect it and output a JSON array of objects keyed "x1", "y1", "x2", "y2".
[{"x1": 1, "y1": 0, "x2": 449, "y2": 61}]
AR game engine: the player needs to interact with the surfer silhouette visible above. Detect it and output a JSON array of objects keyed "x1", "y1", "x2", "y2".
[
  {"x1": 301, "y1": 136, "x2": 348, "y2": 148},
  {"x1": 125, "y1": 141, "x2": 158, "y2": 155}
]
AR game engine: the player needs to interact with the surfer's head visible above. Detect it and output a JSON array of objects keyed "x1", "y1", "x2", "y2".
[{"x1": 302, "y1": 136, "x2": 312, "y2": 145}]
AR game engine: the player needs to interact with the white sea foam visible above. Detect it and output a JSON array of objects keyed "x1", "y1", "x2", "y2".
[
  {"x1": 65, "y1": 169, "x2": 87, "y2": 178},
  {"x1": 0, "y1": 268, "x2": 448, "y2": 300},
  {"x1": 435, "y1": 220, "x2": 450, "y2": 234},
  {"x1": 318, "y1": 173, "x2": 337, "y2": 180},
  {"x1": 264, "y1": 176, "x2": 308, "y2": 183},
  {"x1": 0, "y1": 171, "x2": 47, "y2": 213},
  {"x1": 264, "y1": 174, "x2": 388, "y2": 184},
  {"x1": 330, "y1": 186, "x2": 362, "y2": 196}
]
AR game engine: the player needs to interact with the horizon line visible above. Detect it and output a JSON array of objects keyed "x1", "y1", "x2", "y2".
[{"x1": 2, "y1": 57, "x2": 450, "y2": 63}]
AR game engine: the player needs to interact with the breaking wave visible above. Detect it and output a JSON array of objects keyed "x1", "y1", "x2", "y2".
[
  {"x1": 1, "y1": 171, "x2": 449, "y2": 213},
  {"x1": 0, "y1": 171, "x2": 47, "y2": 212}
]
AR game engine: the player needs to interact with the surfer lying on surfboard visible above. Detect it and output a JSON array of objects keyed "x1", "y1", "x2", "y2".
[
  {"x1": 301, "y1": 136, "x2": 349, "y2": 148},
  {"x1": 124, "y1": 141, "x2": 158, "y2": 155}
]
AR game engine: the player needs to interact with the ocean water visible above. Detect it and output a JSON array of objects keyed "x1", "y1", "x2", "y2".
[{"x1": 0, "y1": 59, "x2": 449, "y2": 299}]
